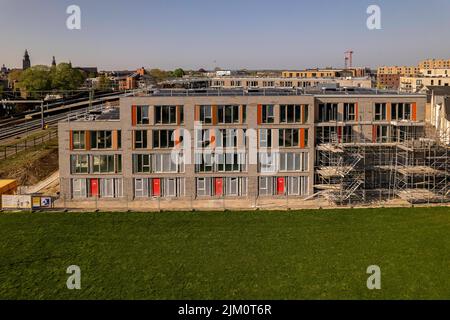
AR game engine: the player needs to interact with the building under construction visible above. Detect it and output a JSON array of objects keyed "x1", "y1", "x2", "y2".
[
  {"x1": 57, "y1": 88, "x2": 449, "y2": 209},
  {"x1": 315, "y1": 124, "x2": 449, "y2": 205}
]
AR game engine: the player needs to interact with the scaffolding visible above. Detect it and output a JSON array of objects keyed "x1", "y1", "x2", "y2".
[
  {"x1": 314, "y1": 124, "x2": 449, "y2": 205},
  {"x1": 316, "y1": 132, "x2": 366, "y2": 205},
  {"x1": 392, "y1": 126, "x2": 449, "y2": 204}
]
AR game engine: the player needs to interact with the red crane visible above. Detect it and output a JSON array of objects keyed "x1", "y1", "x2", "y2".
[{"x1": 345, "y1": 50, "x2": 354, "y2": 69}]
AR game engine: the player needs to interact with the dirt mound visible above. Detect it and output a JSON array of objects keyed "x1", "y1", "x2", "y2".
[{"x1": 0, "y1": 147, "x2": 59, "y2": 186}]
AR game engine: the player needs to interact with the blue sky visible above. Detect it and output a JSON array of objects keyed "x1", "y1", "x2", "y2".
[{"x1": 0, "y1": 0, "x2": 449, "y2": 70}]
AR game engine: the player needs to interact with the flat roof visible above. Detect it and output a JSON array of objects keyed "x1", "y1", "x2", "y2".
[{"x1": 133, "y1": 88, "x2": 426, "y2": 98}]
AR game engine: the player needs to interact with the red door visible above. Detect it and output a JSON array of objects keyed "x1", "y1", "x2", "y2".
[
  {"x1": 215, "y1": 178, "x2": 223, "y2": 196},
  {"x1": 152, "y1": 179, "x2": 161, "y2": 197},
  {"x1": 277, "y1": 177, "x2": 285, "y2": 195},
  {"x1": 90, "y1": 179, "x2": 99, "y2": 197}
]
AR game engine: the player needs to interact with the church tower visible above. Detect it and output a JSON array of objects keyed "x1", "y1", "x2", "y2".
[
  {"x1": 52, "y1": 56, "x2": 56, "y2": 67},
  {"x1": 23, "y1": 50, "x2": 31, "y2": 70}
]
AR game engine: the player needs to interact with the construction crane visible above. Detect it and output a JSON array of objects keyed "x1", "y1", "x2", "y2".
[{"x1": 344, "y1": 50, "x2": 354, "y2": 69}]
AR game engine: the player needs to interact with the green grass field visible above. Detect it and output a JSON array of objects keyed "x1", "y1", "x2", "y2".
[{"x1": 0, "y1": 207, "x2": 449, "y2": 300}]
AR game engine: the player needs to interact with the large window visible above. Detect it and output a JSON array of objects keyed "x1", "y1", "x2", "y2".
[
  {"x1": 99, "y1": 178, "x2": 123, "y2": 198},
  {"x1": 196, "y1": 178, "x2": 212, "y2": 197},
  {"x1": 259, "y1": 129, "x2": 272, "y2": 148},
  {"x1": 72, "y1": 131, "x2": 85, "y2": 150},
  {"x1": 195, "y1": 177, "x2": 247, "y2": 197},
  {"x1": 153, "y1": 153, "x2": 183, "y2": 173},
  {"x1": 279, "y1": 152, "x2": 309, "y2": 172},
  {"x1": 280, "y1": 105, "x2": 301, "y2": 123},
  {"x1": 153, "y1": 130, "x2": 175, "y2": 148},
  {"x1": 133, "y1": 154, "x2": 151, "y2": 173},
  {"x1": 195, "y1": 153, "x2": 246, "y2": 173},
  {"x1": 279, "y1": 129, "x2": 299, "y2": 147},
  {"x1": 90, "y1": 131, "x2": 112, "y2": 149},
  {"x1": 218, "y1": 105, "x2": 239, "y2": 123},
  {"x1": 196, "y1": 129, "x2": 212, "y2": 148},
  {"x1": 374, "y1": 103, "x2": 387, "y2": 121},
  {"x1": 318, "y1": 103, "x2": 338, "y2": 122},
  {"x1": 258, "y1": 177, "x2": 273, "y2": 196},
  {"x1": 133, "y1": 153, "x2": 183, "y2": 173},
  {"x1": 258, "y1": 152, "x2": 278, "y2": 173},
  {"x1": 376, "y1": 125, "x2": 389, "y2": 143},
  {"x1": 216, "y1": 153, "x2": 246, "y2": 172},
  {"x1": 261, "y1": 105, "x2": 274, "y2": 123},
  {"x1": 155, "y1": 105, "x2": 177, "y2": 124},
  {"x1": 287, "y1": 176, "x2": 309, "y2": 196},
  {"x1": 134, "y1": 130, "x2": 148, "y2": 149},
  {"x1": 134, "y1": 178, "x2": 149, "y2": 197},
  {"x1": 72, "y1": 178, "x2": 87, "y2": 198},
  {"x1": 391, "y1": 103, "x2": 411, "y2": 120},
  {"x1": 344, "y1": 103, "x2": 356, "y2": 121},
  {"x1": 136, "y1": 105, "x2": 149, "y2": 124},
  {"x1": 134, "y1": 178, "x2": 185, "y2": 198},
  {"x1": 164, "y1": 178, "x2": 184, "y2": 197},
  {"x1": 200, "y1": 105, "x2": 212, "y2": 124},
  {"x1": 316, "y1": 126, "x2": 337, "y2": 144},
  {"x1": 216, "y1": 129, "x2": 238, "y2": 148},
  {"x1": 195, "y1": 153, "x2": 214, "y2": 172},
  {"x1": 71, "y1": 155, "x2": 89, "y2": 174},
  {"x1": 92, "y1": 155, "x2": 117, "y2": 173}
]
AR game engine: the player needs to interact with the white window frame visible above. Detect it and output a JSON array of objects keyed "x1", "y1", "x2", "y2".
[
  {"x1": 72, "y1": 178, "x2": 87, "y2": 198},
  {"x1": 134, "y1": 178, "x2": 148, "y2": 198}
]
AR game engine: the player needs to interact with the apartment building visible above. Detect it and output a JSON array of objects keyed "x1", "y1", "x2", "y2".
[
  {"x1": 419, "y1": 59, "x2": 450, "y2": 69},
  {"x1": 377, "y1": 66, "x2": 420, "y2": 90},
  {"x1": 420, "y1": 68, "x2": 450, "y2": 77},
  {"x1": 400, "y1": 76, "x2": 450, "y2": 93},
  {"x1": 376, "y1": 73, "x2": 401, "y2": 90},
  {"x1": 282, "y1": 68, "x2": 368, "y2": 79},
  {"x1": 59, "y1": 89, "x2": 433, "y2": 207},
  {"x1": 209, "y1": 76, "x2": 372, "y2": 89},
  {"x1": 377, "y1": 66, "x2": 420, "y2": 75}
]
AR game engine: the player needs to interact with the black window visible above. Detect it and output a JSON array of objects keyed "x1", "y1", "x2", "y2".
[
  {"x1": 262, "y1": 105, "x2": 274, "y2": 123},
  {"x1": 280, "y1": 105, "x2": 302, "y2": 123},
  {"x1": 153, "y1": 130, "x2": 175, "y2": 148},
  {"x1": 90, "y1": 131, "x2": 112, "y2": 149},
  {"x1": 155, "y1": 105, "x2": 177, "y2": 124},
  {"x1": 137, "y1": 105, "x2": 149, "y2": 124},
  {"x1": 218, "y1": 105, "x2": 239, "y2": 124},
  {"x1": 134, "y1": 130, "x2": 147, "y2": 149}
]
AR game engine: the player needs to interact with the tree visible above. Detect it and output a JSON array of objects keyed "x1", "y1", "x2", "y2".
[
  {"x1": 171, "y1": 68, "x2": 185, "y2": 78},
  {"x1": 7, "y1": 69, "x2": 22, "y2": 91},
  {"x1": 96, "y1": 74, "x2": 112, "y2": 90},
  {"x1": 19, "y1": 65, "x2": 51, "y2": 97},
  {"x1": 50, "y1": 63, "x2": 86, "y2": 91},
  {"x1": 148, "y1": 69, "x2": 170, "y2": 82}
]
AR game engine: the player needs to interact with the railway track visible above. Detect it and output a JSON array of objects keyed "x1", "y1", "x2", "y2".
[{"x1": 0, "y1": 89, "x2": 142, "y2": 141}]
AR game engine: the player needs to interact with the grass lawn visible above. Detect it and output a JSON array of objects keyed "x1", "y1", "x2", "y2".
[{"x1": 0, "y1": 207, "x2": 449, "y2": 300}]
